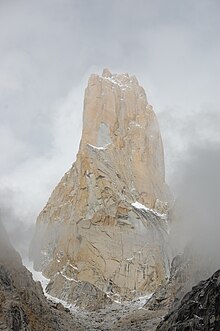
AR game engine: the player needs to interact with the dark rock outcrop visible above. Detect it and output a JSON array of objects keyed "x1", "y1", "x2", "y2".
[
  {"x1": 157, "y1": 269, "x2": 220, "y2": 331},
  {"x1": 0, "y1": 221, "x2": 84, "y2": 331}
]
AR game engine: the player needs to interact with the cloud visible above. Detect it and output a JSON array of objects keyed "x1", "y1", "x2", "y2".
[
  {"x1": 0, "y1": 187, "x2": 34, "y2": 258},
  {"x1": 158, "y1": 105, "x2": 220, "y2": 184}
]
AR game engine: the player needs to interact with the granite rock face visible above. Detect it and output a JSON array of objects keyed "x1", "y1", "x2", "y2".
[
  {"x1": 30, "y1": 69, "x2": 171, "y2": 307},
  {"x1": 0, "y1": 221, "x2": 84, "y2": 331},
  {"x1": 145, "y1": 253, "x2": 192, "y2": 313}
]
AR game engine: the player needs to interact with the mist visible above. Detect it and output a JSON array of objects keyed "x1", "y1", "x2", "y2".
[
  {"x1": 169, "y1": 142, "x2": 220, "y2": 280},
  {"x1": 0, "y1": 189, "x2": 34, "y2": 258}
]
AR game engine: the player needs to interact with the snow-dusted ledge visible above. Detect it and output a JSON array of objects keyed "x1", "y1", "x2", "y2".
[
  {"x1": 132, "y1": 201, "x2": 167, "y2": 220},
  {"x1": 88, "y1": 143, "x2": 111, "y2": 150}
]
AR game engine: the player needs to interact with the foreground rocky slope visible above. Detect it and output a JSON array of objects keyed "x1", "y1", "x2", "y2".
[
  {"x1": 0, "y1": 221, "x2": 84, "y2": 331},
  {"x1": 30, "y1": 69, "x2": 171, "y2": 306},
  {"x1": 157, "y1": 269, "x2": 220, "y2": 331}
]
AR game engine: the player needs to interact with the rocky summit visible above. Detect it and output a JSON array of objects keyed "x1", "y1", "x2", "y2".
[{"x1": 30, "y1": 69, "x2": 171, "y2": 308}]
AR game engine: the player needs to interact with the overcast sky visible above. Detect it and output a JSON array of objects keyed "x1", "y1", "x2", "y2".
[{"x1": 0, "y1": 0, "x2": 219, "y2": 255}]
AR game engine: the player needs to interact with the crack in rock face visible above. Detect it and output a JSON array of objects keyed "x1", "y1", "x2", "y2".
[{"x1": 30, "y1": 69, "x2": 172, "y2": 309}]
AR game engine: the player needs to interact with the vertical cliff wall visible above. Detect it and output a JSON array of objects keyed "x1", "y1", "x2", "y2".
[{"x1": 30, "y1": 69, "x2": 171, "y2": 306}]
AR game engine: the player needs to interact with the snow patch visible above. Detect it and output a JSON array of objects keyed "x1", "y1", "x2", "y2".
[
  {"x1": 135, "y1": 293, "x2": 153, "y2": 308},
  {"x1": 102, "y1": 75, "x2": 130, "y2": 89},
  {"x1": 60, "y1": 270, "x2": 78, "y2": 282},
  {"x1": 46, "y1": 293, "x2": 73, "y2": 308},
  {"x1": 88, "y1": 143, "x2": 111, "y2": 150},
  {"x1": 23, "y1": 260, "x2": 50, "y2": 295},
  {"x1": 129, "y1": 121, "x2": 143, "y2": 129},
  {"x1": 68, "y1": 263, "x2": 78, "y2": 270},
  {"x1": 132, "y1": 201, "x2": 167, "y2": 219},
  {"x1": 126, "y1": 257, "x2": 133, "y2": 262}
]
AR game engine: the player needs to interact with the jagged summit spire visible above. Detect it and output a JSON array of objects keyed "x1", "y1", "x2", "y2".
[
  {"x1": 81, "y1": 70, "x2": 166, "y2": 206},
  {"x1": 98, "y1": 68, "x2": 139, "y2": 87},
  {"x1": 102, "y1": 68, "x2": 112, "y2": 77},
  {"x1": 82, "y1": 69, "x2": 149, "y2": 157}
]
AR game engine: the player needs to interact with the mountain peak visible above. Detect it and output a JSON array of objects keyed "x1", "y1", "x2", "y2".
[
  {"x1": 30, "y1": 71, "x2": 171, "y2": 308},
  {"x1": 81, "y1": 70, "x2": 166, "y2": 207},
  {"x1": 102, "y1": 68, "x2": 112, "y2": 77}
]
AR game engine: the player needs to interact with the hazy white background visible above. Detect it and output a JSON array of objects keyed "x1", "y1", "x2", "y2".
[{"x1": 0, "y1": 0, "x2": 219, "y2": 257}]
